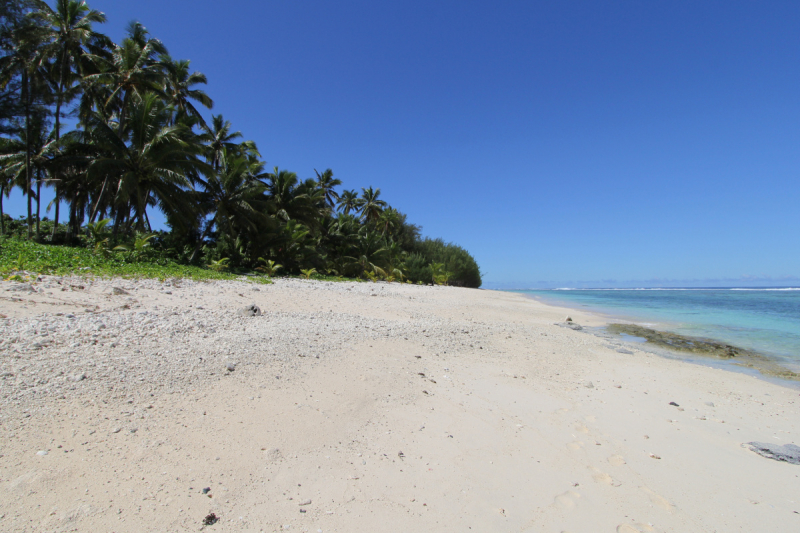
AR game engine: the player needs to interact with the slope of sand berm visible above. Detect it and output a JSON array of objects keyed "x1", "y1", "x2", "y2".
[{"x1": 1, "y1": 276, "x2": 798, "y2": 533}]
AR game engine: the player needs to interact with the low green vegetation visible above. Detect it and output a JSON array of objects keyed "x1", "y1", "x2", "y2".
[
  {"x1": 0, "y1": 237, "x2": 269, "y2": 282},
  {"x1": 0, "y1": 1, "x2": 481, "y2": 287}
]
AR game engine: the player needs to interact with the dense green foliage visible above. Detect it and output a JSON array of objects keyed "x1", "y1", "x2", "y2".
[
  {"x1": 0, "y1": 1, "x2": 481, "y2": 287},
  {"x1": 408, "y1": 238, "x2": 483, "y2": 288}
]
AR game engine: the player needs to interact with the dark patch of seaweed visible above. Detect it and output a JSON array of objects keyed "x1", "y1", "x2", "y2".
[{"x1": 607, "y1": 323, "x2": 800, "y2": 382}]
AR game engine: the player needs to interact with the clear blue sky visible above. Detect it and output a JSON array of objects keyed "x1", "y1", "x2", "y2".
[{"x1": 6, "y1": 0, "x2": 800, "y2": 287}]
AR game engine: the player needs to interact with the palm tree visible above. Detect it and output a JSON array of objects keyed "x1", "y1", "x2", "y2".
[
  {"x1": 201, "y1": 114, "x2": 243, "y2": 170},
  {"x1": 52, "y1": 127, "x2": 107, "y2": 237},
  {"x1": 162, "y1": 56, "x2": 212, "y2": 126},
  {"x1": 357, "y1": 186, "x2": 387, "y2": 223},
  {"x1": 8, "y1": 112, "x2": 55, "y2": 239},
  {"x1": 337, "y1": 188, "x2": 358, "y2": 215},
  {"x1": 85, "y1": 92, "x2": 209, "y2": 233},
  {"x1": 274, "y1": 219, "x2": 316, "y2": 270},
  {"x1": 33, "y1": 0, "x2": 107, "y2": 237},
  {"x1": 188, "y1": 147, "x2": 267, "y2": 262},
  {"x1": 314, "y1": 168, "x2": 341, "y2": 208},
  {"x1": 353, "y1": 229, "x2": 388, "y2": 278},
  {"x1": 0, "y1": 14, "x2": 50, "y2": 239},
  {"x1": 0, "y1": 136, "x2": 21, "y2": 235},
  {"x1": 383, "y1": 239, "x2": 407, "y2": 281},
  {"x1": 85, "y1": 21, "x2": 166, "y2": 134},
  {"x1": 266, "y1": 167, "x2": 322, "y2": 225},
  {"x1": 377, "y1": 206, "x2": 400, "y2": 236}
]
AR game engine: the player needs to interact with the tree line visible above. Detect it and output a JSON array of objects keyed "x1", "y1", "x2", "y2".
[{"x1": 0, "y1": 0, "x2": 481, "y2": 287}]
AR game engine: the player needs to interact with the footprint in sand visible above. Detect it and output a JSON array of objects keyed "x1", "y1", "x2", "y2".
[
  {"x1": 554, "y1": 490, "x2": 582, "y2": 510},
  {"x1": 589, "y1": 466, "x2": 622, "y2": 487},
  {"x1": 608, "y1": 454, "x2": 626, "y2": 467},
  {"x1": 574, "y1": 423, "x2": 589, "y2": 434},
  {"x1": 641, "y1": 487, "x2": 674, "y2": 511}
]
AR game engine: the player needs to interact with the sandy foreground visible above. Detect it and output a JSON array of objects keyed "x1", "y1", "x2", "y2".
[{"x1": 0, "y1": 277, "x2": 798, "y2": 533}]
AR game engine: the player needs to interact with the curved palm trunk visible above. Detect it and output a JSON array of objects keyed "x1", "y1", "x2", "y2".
[
  {"x1": 189, "y1": 221, "x2": 213, "y2": 263},
  {"x1": 89, "y1": 177, "x2": 110, "y2": 223}
]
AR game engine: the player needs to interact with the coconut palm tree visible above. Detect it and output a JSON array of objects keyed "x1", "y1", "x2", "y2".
[
  {"x1": 85, "y1": 21, "x2": 166, "y2": 134},
  {"x1": 0, "y1": 111, "x2": 56, "y2": 239},
  {"x1": 314, "y1": 168, "x2": 341, "y2": 209},
  {"x1": 377, "y1": 206, "x2": 400, "y2": 236},
  {"x1": 266, "y1": 167, "x2": 323, "y2": 225},
  {"x1": 85, "y1": 92, "x2": 209, "y2": 233},
  {"x1": 337, "y1": 188, "x2": 358, "y2": 215},
  {"x1": 353, "y1": 229, "x2": 388, "y2": 278},
  {"x1": 0, "y1": 136, "x2": 22, "y2": 235},
  {"x1": 188, "y1": 147, "x2": 268, "y2": 262},
  {"x1": 33, "y1": 0, "x2": 107, "y2": 236},
  {"x1": 201, "y1": 114, "x2": 243, "y2": 170},
  {"x1": 0, "y1": 14, "x2": 50, "y2": 239},
  {"x1": 162, "y1": 56, "x2": 212, "y2": 126},
  {"x1": 357, "y1": 186, "x2": 386, "y2": 223}
]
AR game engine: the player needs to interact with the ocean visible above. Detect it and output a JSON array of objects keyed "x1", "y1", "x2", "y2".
[{"x1": 513, "y1": 288, "x2": 800, "y2": 374}]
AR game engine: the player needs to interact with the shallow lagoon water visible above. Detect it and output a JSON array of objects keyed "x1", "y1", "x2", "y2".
[{"x1": 513, "y1": 288, "x2": 800, "y2": 373}]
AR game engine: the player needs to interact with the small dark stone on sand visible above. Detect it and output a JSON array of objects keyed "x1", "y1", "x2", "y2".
[
  {"x1": 669, "y1": 402, "x2": 680, "y2": 407},
  {"x1": 202, "y1": 487, "x2": 211, "y2": 494},
  {"x1": 203, "y1": 512, "x2": 218, "y2": 525}
]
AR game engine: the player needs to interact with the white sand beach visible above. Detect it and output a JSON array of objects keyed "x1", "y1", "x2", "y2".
[{"x1": 1, "y1": 277, "x2": 798, "y2": 532}]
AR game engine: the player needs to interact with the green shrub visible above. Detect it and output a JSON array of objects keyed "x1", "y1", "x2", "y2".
[{"x1": 408, "y1": 238, "x2": 481, "y2": 288}]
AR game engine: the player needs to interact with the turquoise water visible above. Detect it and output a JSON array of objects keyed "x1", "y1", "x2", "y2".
[{"x1": 513, "y1": 288, "x2": 800, "y2": 372}]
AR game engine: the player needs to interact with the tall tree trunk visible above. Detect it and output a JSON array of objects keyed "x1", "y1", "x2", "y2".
[
  {"x1": 23, "y1": 70, "x2": 32, "y2": 240},
  {"x1": 111, "y1": 206, "x2": 121, "y2": 243},
  {"x1": 35, "y1": 171, "x2": 41, "y2": 240},
  {"x1": 72, "y1": 202, "x2": 80, "y2": 238},
  {"x1": 0, "y1": 186, "x2": 5, "y2": 236},
  {"x1": 90, "y1": 177, "x2": 109, "y2": 223},
  {"x1": 189, "y1": 222, "x2": 212, "y2": 263},
  {"x1": 51, "y1": 191, "x2": 59, "y2": 238},
  {"x1": 52, "y1": 51, "x2": 68, "y2": 238},
  {"x1": 65, "y1": 201, "x2": 72, "y2": 241},
  {"x1": 123, "y1": 208, "x2": 134, "y2": 236}
]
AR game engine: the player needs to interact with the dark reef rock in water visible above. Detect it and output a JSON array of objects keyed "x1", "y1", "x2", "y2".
[
  {"x1": 607, "y1": 323, "x2": 800, "y2": 381},
  {"x1": 745, "y1": 442, "x2": 800, "y2": 465},
  {"x1": 607, "y1": 324, "x2": 742, "y2": 358}
]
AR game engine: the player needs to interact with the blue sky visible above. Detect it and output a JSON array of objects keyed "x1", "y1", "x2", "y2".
[{"x1": 6, "y1": 1, "x2": 800, "y2": 287}]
